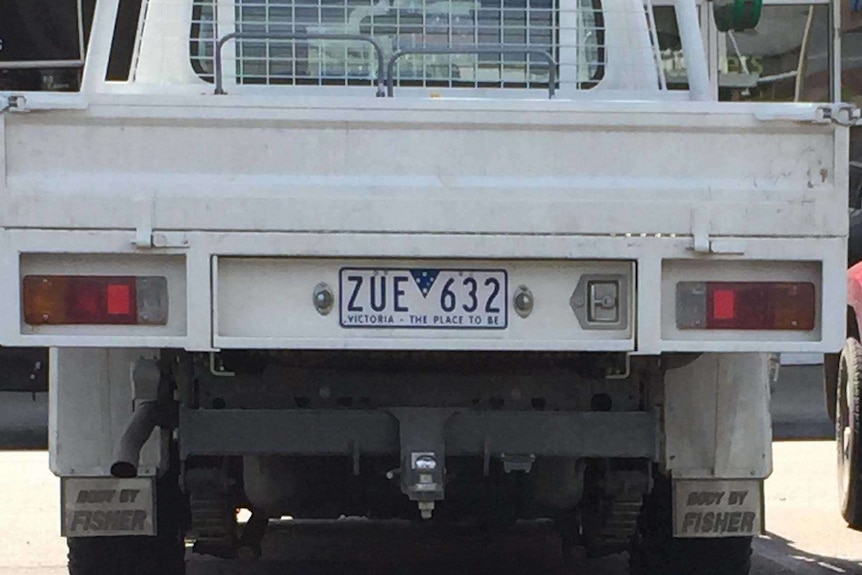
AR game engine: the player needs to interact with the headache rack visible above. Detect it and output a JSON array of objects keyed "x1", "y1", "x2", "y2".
[{"x1": 187, "y1": 0, "x2": 667, "y2": 96}]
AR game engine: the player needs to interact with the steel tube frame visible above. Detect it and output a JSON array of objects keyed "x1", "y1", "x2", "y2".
[
  {"x1": 214, "y1": 32, "x2": 387, "y2": 96},
  {"x1": 385, "y1": 46, "x2": 557, "y2": 98}
]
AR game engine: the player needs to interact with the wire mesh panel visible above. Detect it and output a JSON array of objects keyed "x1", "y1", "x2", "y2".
[{"x1": 188, "y1": 0, "x2": 668, "y2": 92}]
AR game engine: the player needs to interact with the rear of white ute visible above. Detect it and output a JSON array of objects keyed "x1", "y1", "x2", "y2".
[{"x1": 0, "y1": 0, "x2": 854, "y2": 572}]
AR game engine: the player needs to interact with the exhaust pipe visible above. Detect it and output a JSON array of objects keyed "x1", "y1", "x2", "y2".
[{"x1": 110, "y1": 400, "x2": 165, "y2": 478}]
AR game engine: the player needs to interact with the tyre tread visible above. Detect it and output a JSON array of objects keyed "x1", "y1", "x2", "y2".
[{"x1": 838, "y1": 338, "x2": 862, "y2": 528}]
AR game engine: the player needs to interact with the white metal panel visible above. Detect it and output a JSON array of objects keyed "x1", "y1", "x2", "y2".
[
  {"x1": 660, "y1": 260, "x2": 824, "y2": 344},
  {"x1": 0, "y1": 231, "x2": 197, "y2": 349},
  {"x1": 136, "y1": 0, "x2": 205, "y2": 86},
  {"x1": 19, "y1": 254, "x2": 189, "y2": 338},
  {"x1": 81, "y1": 0, "x2": 121, "y2": 94},
  {"x1": 780, "y1": 353, "x2": 822, "y2": 365},
  {"x1": 594, "y1": 0, "x2": 661, "y2": 92},
  {"x1": 673, "y1": 0, "x2": 710, "y2": 99},
  {"x1": 0, "y1": 100, "x2": 845, "y2": 239},
  {"x1": 186, "y1": 250, "x2": 217, "y2": 351},
  {"x1": 0, "y1": 230, "x2": 844, "y2": 352},
  {"x1": 49, "y1": 348, "x2": 165, "y2": 477},
  {"x1": 215, "y1": 257, "x2": 634, "y2": 349},
  {"x1": 0, "y1": 113, "x2": 5, "y2": 203},
  {"x1": 663, "y1": 353, "x2": 772, "y2": 479}
]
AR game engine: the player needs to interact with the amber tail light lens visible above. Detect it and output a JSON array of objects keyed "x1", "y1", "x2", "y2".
[{"x1": 23, "y1": 276, "x2": 168, "y2": 326}]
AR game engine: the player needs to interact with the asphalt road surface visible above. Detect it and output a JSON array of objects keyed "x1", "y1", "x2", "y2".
[{"x1": 1, "y1": 440, "x2": 861, "y2": 575}]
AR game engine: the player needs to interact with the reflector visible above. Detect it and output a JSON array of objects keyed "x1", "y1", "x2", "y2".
[
  {"x1": 106, "y1": 284, "x2": 133, "y2": 316},
  {"x1": 711, "y1": 289, "x2": 736, "y2": 321}
]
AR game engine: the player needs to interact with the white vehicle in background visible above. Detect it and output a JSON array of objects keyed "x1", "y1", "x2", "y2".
[{"x1": 0, "y1": 0, "x2": 854, "y2": 572}]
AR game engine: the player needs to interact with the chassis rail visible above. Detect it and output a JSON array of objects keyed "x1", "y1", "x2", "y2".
[{"x1": 179, "y1": 409, "x2": 657, "y2": 458}]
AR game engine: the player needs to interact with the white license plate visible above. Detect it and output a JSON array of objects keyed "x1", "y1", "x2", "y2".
[{"x1": 339, "y1": 268, "x2": 508, "y2": 329}]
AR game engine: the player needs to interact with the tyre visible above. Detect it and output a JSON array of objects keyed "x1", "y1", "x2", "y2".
[
  {"x1": 825, "y1": 352, "x2": 840, "y2": 424},
  {"x1": 837, "y1": 338, "x2": 862, "y2": 528},
  {"x1": 67, "y1": 473, "x2": 186, "y2": 575},
  {"x1": 849, "y1": 208, "x2": 862, "y2": 267},
  {"x1": 629, "y1": 475, "x2": 751, "y2": 575},
  {"x1": 67, "y1": 533, "x2": 184, "y2": 575}
]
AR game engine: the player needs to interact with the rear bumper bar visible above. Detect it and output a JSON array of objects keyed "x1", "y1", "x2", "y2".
[{"x1": 178, "y1": 408, "x2": 658, "y2": 460}]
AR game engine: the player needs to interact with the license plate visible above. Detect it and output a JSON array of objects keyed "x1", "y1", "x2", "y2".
[{"x1": 339, "y1": 268, "x2": 508, "y2": 329}]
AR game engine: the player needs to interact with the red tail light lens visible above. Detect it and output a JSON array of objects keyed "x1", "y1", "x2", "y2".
[
  {"x1": 677, "y1": 281, "x2": 816, "y2": 331},
  {"x1": 23, "y1": 276, "x2": 168, "y2": 326}
]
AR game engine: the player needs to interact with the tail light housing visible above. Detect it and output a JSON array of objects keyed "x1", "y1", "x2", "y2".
[
  {"x1": 676, "y1": 281, "x2": 815, "y2": 331},
  {"x1": 23, "y1": 276, "x2": 168, "y2": 326}
]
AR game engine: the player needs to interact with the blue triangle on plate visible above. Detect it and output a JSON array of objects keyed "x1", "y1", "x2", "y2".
[{"x1": 410, "y1": 269, "x2": 440, "y2": 299}]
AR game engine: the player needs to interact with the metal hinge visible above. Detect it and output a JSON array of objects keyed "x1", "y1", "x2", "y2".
[
  {"x1": 0, "y1": 95, "x2": 27, "y2": 114},
  {"x1": 819, "y1": 104, "x2": 861, "y2": 127},
  {"x1": 692, "y1": 210, "x2": 745, "y2": 255},
  {"x1": 132, "y1": 197, "x2": 189, "y2": 249},
  {"x1": 692, "y1": 232, "x2": 746, "y2": 255},
  {"x1": 756, "y1": 103, "x2": 860, "y2": 126},
  {"x1": 134, "y1": 230, "x2": 190, "y2": 249}
]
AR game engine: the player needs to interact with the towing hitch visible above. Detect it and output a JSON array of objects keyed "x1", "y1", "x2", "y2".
[{"x1": 389, "y1": 408, "x2": 457, "y2": 520}]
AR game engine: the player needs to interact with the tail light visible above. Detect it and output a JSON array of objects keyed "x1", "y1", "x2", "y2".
[
  {"x1": 676, "y1": 281, "x2": 815, "y2": 331},
  {"x1": 23, "y1": 276, "x2": 168, "y2": 326}
]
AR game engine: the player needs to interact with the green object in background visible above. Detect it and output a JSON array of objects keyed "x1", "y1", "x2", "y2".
[{"x1": 713, "y1": 0, "x2": 762, "y2": 31}]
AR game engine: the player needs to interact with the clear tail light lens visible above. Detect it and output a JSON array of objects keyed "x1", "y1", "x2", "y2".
[
  {"x1": 676, "y1": 281, "x2": 815, "y2": 331},
  {"x1": 23, "y1": 276, "x2": 168, "y2": 326}
]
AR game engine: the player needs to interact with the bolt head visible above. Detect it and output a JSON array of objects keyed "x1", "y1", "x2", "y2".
[
  {"x1": 513, "y1": 286, "x2": 534, "y2": 318},
  {"x1": 313, "y1": 283, "x2": 334, "y2": 315}
]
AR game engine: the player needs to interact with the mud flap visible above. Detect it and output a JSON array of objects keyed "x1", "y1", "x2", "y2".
[
  {"x1": 672, "y1": 479, "x2": 764, "y2": 538},
  {"x1": 62, "y1": 477, "x2": 156, "y2": 537}
]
